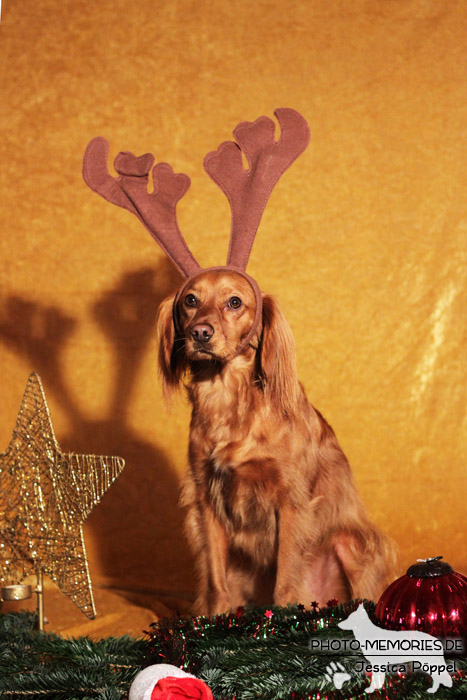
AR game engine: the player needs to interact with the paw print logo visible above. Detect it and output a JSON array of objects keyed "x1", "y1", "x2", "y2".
[{"x1": 324, "y1": 661, "x2": 351, "y2": 690}]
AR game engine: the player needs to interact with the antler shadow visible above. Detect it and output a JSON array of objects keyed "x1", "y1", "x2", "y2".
[
  {"x1": 0, "y1": 259, "x2": 195, "y2": 613},
  {"x1": 0, "y1": 297, "x2": 81, "y2": 423}
]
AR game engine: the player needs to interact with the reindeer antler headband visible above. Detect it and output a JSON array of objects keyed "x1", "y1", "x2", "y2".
[{"x1": 83, "y1": 108, "x2": 310, "y2": 353}]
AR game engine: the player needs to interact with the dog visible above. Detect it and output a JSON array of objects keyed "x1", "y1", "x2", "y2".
[
  {"x1": 157, "y1": 268, "x2": 397, "y2": 615},
  {"x1": 339, "y1": 604, "x2": 453, "y2": 693},
  {"x1": 82, "y1": 109, "x2": 397, "y2": 616}
]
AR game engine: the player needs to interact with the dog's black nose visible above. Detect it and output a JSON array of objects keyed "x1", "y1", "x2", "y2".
[{"x1": 190, "y1": 324, "x2": 214, "y2": 343}]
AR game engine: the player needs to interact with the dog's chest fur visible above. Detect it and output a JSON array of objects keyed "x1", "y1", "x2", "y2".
[
  {"x1": 203, "y1": 455, "x2": 279, "y2": 566},
  {"x1": 188, "y1": 368, "x2": 284, "y2": 564},
  {"x1": 206, "y1": 457, "x2": 276, "y2": 530}
]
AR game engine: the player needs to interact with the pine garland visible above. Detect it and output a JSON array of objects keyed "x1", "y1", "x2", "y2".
[
  {"x1": 0, "y1": 611, "x2": 147, "y2": 699},
  {"x1": 145, "y1": 601, "x2": 467, "y2": 700},
  {"x1": 0, "y1": 602, "x2": 465, "y2": 700}
]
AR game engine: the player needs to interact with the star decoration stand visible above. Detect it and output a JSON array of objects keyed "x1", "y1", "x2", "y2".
[{"x1": 0, "y1": 373, "x2": 125, "y2": 626}]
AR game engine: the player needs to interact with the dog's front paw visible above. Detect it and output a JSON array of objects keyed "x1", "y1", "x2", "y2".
[
  {"x1": 324, "y1": 662, "x2": 350, "y2": 690},
  {"x1": 273, "y1": 586, "x2": 293, "y2": 607},
  {"x1": 209, "y1": 594, "x2": 233, "y2": 616}
]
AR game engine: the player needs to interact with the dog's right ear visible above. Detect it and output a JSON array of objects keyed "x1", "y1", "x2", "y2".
[{"x1": 157, "y1": 293, "x2": 186, "y2": 399}]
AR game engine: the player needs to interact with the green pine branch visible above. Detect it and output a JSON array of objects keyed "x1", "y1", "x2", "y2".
[
  {"x1": 1, "y1": 604, "x2": 465, "y2": 700},
  {"x1": 0, "y1": 611, "x2": 147, "y2": 700}
]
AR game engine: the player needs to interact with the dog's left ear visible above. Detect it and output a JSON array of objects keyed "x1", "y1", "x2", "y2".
[{"x1": 259, "y1": 295, "x2": 301, "y2": 415}]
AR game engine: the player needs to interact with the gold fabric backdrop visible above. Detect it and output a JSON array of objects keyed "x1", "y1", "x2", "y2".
[{"x1": 0, "y1": 0, "x2": 465, "y2": 636}]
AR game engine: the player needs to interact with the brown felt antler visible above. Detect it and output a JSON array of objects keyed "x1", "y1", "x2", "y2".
[
  {"x1": 82, "y1": 137, "x2": 201, "y2": 278},
  {"x1": 204, "y1": 108, "x2": 310, "y2": 270},
  {"x1": 83, "y1": 108, "x2": 309, "y2": 278}
]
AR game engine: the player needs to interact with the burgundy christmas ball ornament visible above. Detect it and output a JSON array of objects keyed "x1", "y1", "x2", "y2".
[{"x1": 375, "y1": 556, "x2": 467, "y2": 639}]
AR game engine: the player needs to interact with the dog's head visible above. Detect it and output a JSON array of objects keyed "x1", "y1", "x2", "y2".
[
  {"x1": 157, "y1": 268, "x2": 300, "y2": 413},
  {"x1": 174, "y1": 269, "x2": 259, "y2": 363}
]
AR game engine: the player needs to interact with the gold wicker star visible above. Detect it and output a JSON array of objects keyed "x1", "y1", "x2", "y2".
[{"x1": 0, "y1": 373, "x2": 125, "y2": 618}]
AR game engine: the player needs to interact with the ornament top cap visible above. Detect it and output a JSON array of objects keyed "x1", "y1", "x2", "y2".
[{"x1": 407, "y1": 555, "x2": 454, "y2": 578}]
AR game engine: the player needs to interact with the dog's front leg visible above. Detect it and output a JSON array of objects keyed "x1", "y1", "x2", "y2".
[
  {"x1": 200, "y1": 503, "x2": 231, "y2": 615},
  {"x1": 182, "y1": 472, "x2": 231, "y2": 615},
  {"x1": 274, "y1": 503, "x2": 302, "y2": 606}
]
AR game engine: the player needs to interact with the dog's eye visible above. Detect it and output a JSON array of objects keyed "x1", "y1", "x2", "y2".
[
  {"x1": 228, "y1": 296, "x2": 242, "y2": 309},
  {"x1": 185, "y1": 294, "x2": 198, "y2": 307}
]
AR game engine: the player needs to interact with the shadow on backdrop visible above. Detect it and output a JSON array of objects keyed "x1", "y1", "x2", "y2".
[{"x1": 0, "y1": 259, "x2": 195, "y2": 613}]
